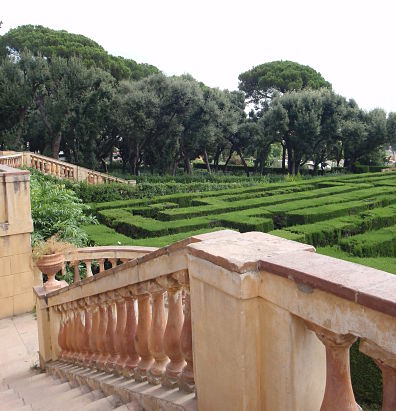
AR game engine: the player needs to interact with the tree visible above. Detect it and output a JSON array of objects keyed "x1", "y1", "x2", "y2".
[
  {"x1": 238, "y1": 60, "x2": 331, "y2": 110},
  {"x1": 342, "y1": 105, "x2": 388, "y2": 169},
  {"x1": 0, "y1": 25, "x2": 159, "y2": 81}
]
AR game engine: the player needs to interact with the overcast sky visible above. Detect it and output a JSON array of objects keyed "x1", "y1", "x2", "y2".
[{"x1": 2, "y1": 0, "x2": 396, "y2": 112}]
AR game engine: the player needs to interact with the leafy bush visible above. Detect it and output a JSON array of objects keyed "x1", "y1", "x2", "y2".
[{"x1": 30, "y1": 171, "x2": 96, "y2": 246}]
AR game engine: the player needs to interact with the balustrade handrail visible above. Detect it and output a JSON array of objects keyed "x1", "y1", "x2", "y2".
[{"x1": 0, "y1": 151, "x2": 136, "y2": 185}]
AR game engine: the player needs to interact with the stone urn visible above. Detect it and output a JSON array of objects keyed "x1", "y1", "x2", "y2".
[{"x1": 36, "y1": 253, "x2": 65, "y2": 291}]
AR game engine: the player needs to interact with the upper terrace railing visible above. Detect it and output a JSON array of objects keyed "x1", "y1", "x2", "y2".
[
  {"x1": 0, "y1": 151, "x2": 136, "y2": 185},
  {"x1": 34, "y1": 230, "x2": 396, "y2": 411}
]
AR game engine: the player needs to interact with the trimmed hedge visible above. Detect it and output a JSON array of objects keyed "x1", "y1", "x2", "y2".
[
  {"x1": 84, "y1": 223, "x2": 231, "y2": 247},
  {"x1": 339, "y1": 224, "x2": 396, "y2": 257}
]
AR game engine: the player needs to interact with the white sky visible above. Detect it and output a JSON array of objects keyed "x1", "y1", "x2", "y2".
[{"x1": 2, "y1": 0, "x2": 396, "y2": 113}]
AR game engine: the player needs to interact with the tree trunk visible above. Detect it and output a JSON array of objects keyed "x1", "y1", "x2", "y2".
[
  {"x1": 184, "y1": 156, "x2": 192, "y2": 175},
  {"x1": 223, "y1": 147, "x2": 234, "y2": 173},
  {"x1": 282, "y1": 143, "x2": 286, "y2": 173},
  {"x1": 17, "y1": 108, "x2": 27, "y2": 146},
  {"x1": 213, "y1": 147, "x2": 222, "y2": 172},
  {"x1": 235, "y1": 147, "x2": 250, "y2": 177},
  {"x1": 51, "y1": 131, "x2": 62, "y2": 160},
  {"x1": 203, "y1": 148, "x2": 211, "y2": 173}
]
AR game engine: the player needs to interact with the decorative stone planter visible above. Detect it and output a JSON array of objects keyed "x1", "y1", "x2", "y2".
[{"x1": 36, "y1": 253, "x2": 65, "y2": 291}]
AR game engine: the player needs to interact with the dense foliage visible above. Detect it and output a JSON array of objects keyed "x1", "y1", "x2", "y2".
[
  {"x1": 238, "y1": 60, "x2": 332, "y2": 108},
  {"x1": 30, "y1": 171, "x2": 96, "y2": 246},
  {"x1": 0, "y1": 25, "x2": 159, "y2": 81},
  {"x1": 0, "y1": 25, "x2": 395, "y2": 177}
]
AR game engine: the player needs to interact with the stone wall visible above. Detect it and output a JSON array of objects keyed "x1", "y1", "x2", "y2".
[{"x1": 0, "y1": 165, "x2": 41, "y2": 318}]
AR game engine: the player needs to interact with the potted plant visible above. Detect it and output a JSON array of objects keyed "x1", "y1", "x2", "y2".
[{"x1": 33, "y1": 236, "x2": 76, "y2": 291}]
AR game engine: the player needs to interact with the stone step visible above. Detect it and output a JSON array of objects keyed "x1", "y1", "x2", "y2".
[
  {"x1": 113, "y1": 401, "x2": 142, "y2": 411},
  {"x1": 12, "y1": 406, "x2": 33, "y2": 411},
  {"x1": 51, "y1": 389, "x2": 105, "y2": 410},
  {"x1": 0, "y1": 396, "x2": 25, "y2": 411},
  {"x1": 81, "y1": 394, "x2": 123, "y2": 411},
  {"x1": 27, "y1": 385, "x2": 91, "y2": 410},
  {"x1": 7, "y1": 373, "x2": 54, "y2": 389},
  {"x1": 19, "y1": 381, "x2": 72, "y2": 402}
]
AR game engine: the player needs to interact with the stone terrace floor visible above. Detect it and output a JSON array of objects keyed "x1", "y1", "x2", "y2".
[{"x1": 0, "y1": 313, "x2": 39, "y2": 382}]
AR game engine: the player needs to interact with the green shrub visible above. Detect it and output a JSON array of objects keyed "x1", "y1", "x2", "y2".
[
  {"x1": 30, "y1": 172, "x2": 96, "y2": 246},
  {"x1": 339, "y1": 225, "x2": 396, "y2": 257}
]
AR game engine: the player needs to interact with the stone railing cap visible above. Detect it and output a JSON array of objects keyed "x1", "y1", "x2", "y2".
[
  {"x1": 258, "y1": 250, "x2": 396, "y2": 317},
  {"x1": 187, "y1": 232, "x2": 315, "y2": 274}
]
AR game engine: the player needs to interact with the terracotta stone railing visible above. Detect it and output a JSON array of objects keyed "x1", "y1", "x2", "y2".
[
  {"x1": 34, "y1": 231, "x2": 396, "y2": 410},
  {"x1": 0, "y1": 151, "x2": 136, "y2": 185},
  {"x1": 0, "y1": 153, "x2": 24, "y2": 168}
]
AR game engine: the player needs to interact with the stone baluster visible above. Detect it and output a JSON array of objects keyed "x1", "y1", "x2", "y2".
[
  {"x1": 103, "y1": 291, "x2": 119, "y2": 372},
  {"x1": 78, "y1": 299, "x2": 92, "y2": 365},
  {"x1": 123, "y1": 287, "x2": 139, "y2": 376},
  {"x1": 109, "y1": 290, "x2": 127, "y2": 374},
  {"x1": 95, "y1": 293, "x2": 109, "y2": 370},
  {"x1": 359, "y1": 340, "x2": 396, "y2": 411},
  {"x1": 85, "y1": 260, "x2": 93, "y2": 277},
  {"x1": 306, "y1": 322, "x2": 358, "y2": 411},
  {"x1": 72, "y1": 300, "x2": 84, "y2": 363},
  {"x1": 134, "y1": 287, "x2": 154, "y2": 381},
  {"x1": 68, "y1": 301, "x2": 79, "y2": 362},
  {"x1": 88, "y1": 296, "x2": 101, "y2": 367},
  {"x1": 73, "y1": 260, "x2": 81, "y2": 283},
  {"x1": 157, "y1": 276, "x2": 185, "y2": 388},
  {"x1": 147, "y1": 283, "x2": 169, "y2": 385},
  {"x1": 180, "y1": 291, "x2": 195, "y2": 392},
  {"x1": 109, "y1": 258, "x2": 117, "y2": 268},
  {"x1": 63, "y1": 303, "x2": 73, "y2": 361},
  {"x1": 98, "y1": 259, "x2": 105, "y2": 273},
  {"x1": 57, "y1": 305, "x2": 67, "y2": 361}
]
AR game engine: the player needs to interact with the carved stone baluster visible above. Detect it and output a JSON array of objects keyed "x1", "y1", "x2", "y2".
[
  {"x1": 180, "y1": 291, "x2": 195, "y2": 392},
  {"x1": 147, "y1": 284, "x2": 169, "y2": 385},
  {"x1": 359, "y1": 340, "x2": 396, "y2": 411},
  {"x1": 70, "y1": 301, "x2": 80, "y2": 362},
  {"x1": 85, "y1": 260, "x2": 93, "y2": 277},
  {"x1": 57, "y1": 305, "x2": 66, "y2": 361},
  {"x1": 306, "y1": 322, "x2": 358, "y2": 411},
  {"x1": 96, "y1": 293, "x2": 109, "y2": 370},
  {"x1": 117, "y1": 286, "x2": 139, "y2": 377},
  {"x1": 108, "y1": 291, "x2": 125, "y2": 373},
  {"x1": 98, "y1": 259, "x2": 105, "y2": 273},
  {"x1": 88, "y1": 296, "x2": 100, "y2": 367},
  {"x1": 73, "y1": 260, "x2": 81, "y2": 283},
  {"x1": 109, "y1": 258, "x2": 117, "y2": 268},
  {"x1": 63, "y1": 303, "x2": 72, "y2": 361},
  {"x1": 157, "y1": 276, "x2": 185, "y2": 388},
  {"x1": 77, "y1": 299, "x2": 92, "y2": 365},
  {"x1": 103, "y1": 291, "x2": 118, "y2": 372},
  {"x1": 134, "y1": 288, "x2": 154, "y2": 381}
]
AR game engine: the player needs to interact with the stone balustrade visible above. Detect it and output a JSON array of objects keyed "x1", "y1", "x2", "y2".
[
  {"x1": 0, "y1": 153, "x2": 23, "y2": 168},
  {"x1": 0, "y1": 151, "x2": 136, "y2": 185},
  {"x1": 61, "y1": 245, "x2": 157, "y2": 284},
  {"x1": 34, "y1": 231, "x2": 396, "y2": 410}
]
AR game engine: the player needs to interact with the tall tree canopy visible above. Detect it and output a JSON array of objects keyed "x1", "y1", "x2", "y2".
[
  {"x1": 0, "y1": 25, "x2": 159, "y2": 81},
  {"x1": 238, "y1": 60, "x2": 331, "y2": 109}
]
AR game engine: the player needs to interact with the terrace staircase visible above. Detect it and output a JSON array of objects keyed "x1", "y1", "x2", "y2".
[{"x1": 0, "y1": 151, "x2": 135, "y2": 185}]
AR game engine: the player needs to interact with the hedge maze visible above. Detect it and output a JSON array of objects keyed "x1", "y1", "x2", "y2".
[{"x1": 85, "y1": 171, "x2": 396, "y2": 259}]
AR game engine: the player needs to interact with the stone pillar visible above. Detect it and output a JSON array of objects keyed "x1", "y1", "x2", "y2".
[
  {"x1": 360, "y1": 340, "x2": 396, "y2": 411},
  {"x1": 0, "y1": 167, "x2": 37, "y2": 318},
  {"x1": 306, "y1": 322, "x2": 358, "y2": 411}
]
